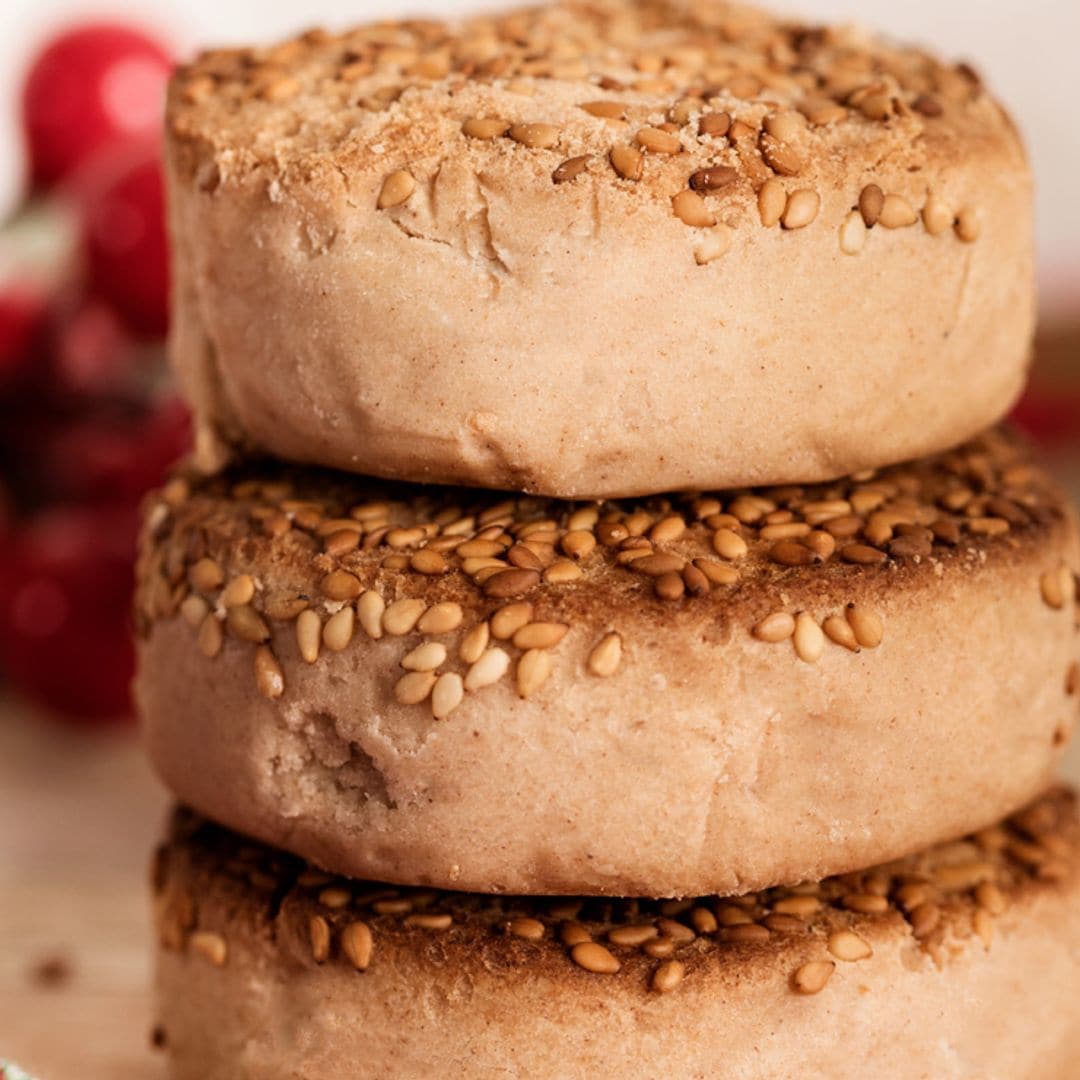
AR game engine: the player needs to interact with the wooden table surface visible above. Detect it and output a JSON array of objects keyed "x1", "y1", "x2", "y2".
[{"x1": 3, "y1": 671, "x2": 1080, "y2": 1079}]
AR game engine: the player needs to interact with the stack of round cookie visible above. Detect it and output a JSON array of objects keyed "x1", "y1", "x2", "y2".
[{"x1": 137, "y1": 2, "x2": 1080, "y2": 1076}]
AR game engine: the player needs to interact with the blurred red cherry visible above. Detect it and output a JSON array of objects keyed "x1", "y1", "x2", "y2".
[
  {"x1": 0, "y1": 504, "x2": 139, "y2": 721},
  {"x1": 38, "y1": 396, "x2": 191, "y2": 505},
  {"x1": 47, "y1": 297, "x2": 140, "y2": 400},
  {"x1": 0, "y1": 284, "x2": 49, "y2": 388},
  {"x1": 79, "y1": 142, "x2": 170, "y2": 338},
  {"x1": 21, "y1": 23, "x2": 173, "y2": 191}
]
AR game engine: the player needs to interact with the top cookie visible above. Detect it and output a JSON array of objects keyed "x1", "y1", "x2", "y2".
[{"x1": 167, "y1": 0, "x2": 1033, "y2": 499}]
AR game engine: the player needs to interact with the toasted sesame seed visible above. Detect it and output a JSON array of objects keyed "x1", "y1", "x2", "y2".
[
  {"x1": 401, "y1": 642, "x2": 446, "y2": 671},
  {"x1": 643, "y1": 938, "x2": 676, "y2": 958},
  {"x1": 180, "y1": 594, "x2": 209, "y2": 628},
  {"x1": 634, "y1": 553, "x2": 685, "y2": 577},
  {"x1": 459, "y1": 621, "x2": 490, "y2": 664},
  {"x1": 712, "y1": 528, "x2": 747, "y2": 560},
  {"x1": 846, "y1": 604, "x2": 884, "y2": 648},
  {"x1": 580, "y1": 100, "x2": 624, "y2": 119},
  {"x1": 760, "y1": 133, "x2": 802, "y2": 176},
  {"x1": 508, "y1": 122, "x2": 559, "y2": 149},
  {"x1": 513, "y1": 621, "x2": 569, "y2": 650},
  {"x1": 975, "y1": 881, "x2": 1007, "y2": 916},
  {"x1": 318, "y1": 886, "x2": 351, "y2": 909},
  {"x1": 652, "y1": 959, "x2": 685, "y2": 993},
  {"x1": 694, "y1": 224, "x2": 733, "y2": 265},
  {"x1": 878, "y1": 193, "x2": 918, "y2": 229},
  {"x1": 341, "y1": 921, "x2": 373, "y2": 970},
  {"x1": 792, "y1": 960, "x2": 834, "y2": 995},
  {"x1": 955, "y1": 207, "x2": 980, "y2": 242},
  {"x1": 1040, "y1": 565, "x2": 1073, "y2": 610},
  {"x1": 516, "y1": 648, "x2": 552, "y2": 698},
  {"x1": 560, "y1": 921, "x2": 592, "y2": 946},
  {"x1": 841, "y1": 543, "x2": 888, "y2": 566},
  {"x1": 490, "y1": 602, "x2": 532, "y2": 640},
  {"x1": 698, "y1": 111, "x2": 731, "y2": 137},
  {"x1": 571, "y1": 941, "x2": 621, "y2": 974},
  {"x1": 377, "y1": 170, "x2": 416, "y2": 209},
  {"x1": 720, "y1": 923, "x2": 771, "y2": 944},
  {"x1": 608, "y1": 923, "x2": 659, "y2": 947},
  {"x1": 609, "y1": 144, "x2": 644, "y2": 181},
  {"x1": 839, "y1": 211, "x2": 866, "y2": 254},
  {"x1": 406, "y1": 913, "x2": 453, "y2": 930},
  {"x1": 552, "y1": 155, "x2": 592, "y2": 184},
  {"x1": 793, "y1": 612, "x2": 825, "y2": 664},
  {"x1": 197, "y1": 614, "x2": 224, "y2": 658},
  {"x1": 758, "y1": 178, "x2": 786, "y2": 226},
  {"x1": 410, "y1": 549, "x2": 448, "y2": 575},
  {"x1": 656, "y1": 918, "x2": 696, "y2": 943},
  {"x1": 462, "y1": 116, "x2": 509, "y2": 139},
  {"x1": 357, "y1": 590, "x2": 385, "y2": 639},
  {"x1": 395, "y1": 670, "x2": 437, "y2": 705},
  {"x1": 189, "y1": 931, "x2": 228, "y2": 967},
  {"x1": 909, "y1": 901, "x2": 942, "y2": 939},
  {"x1": 635, "y1": 126, "x2": 681, "y2": 154},
  {"x1": 221, "y1": 574, "x2": 255, "y2": 607},
  {"x1": 753, "y1": 611, "x2": 796, "y2": 643},
  {"x1": 321, "y1": 606, "x2": 355, "y2": 651},
  {"x1": 254, "y1": 646, "x2": 284, "y2": 699},
  {"x1": 827, "y1": 930, "x2": 873, "y2": 962},
  {"x1": 430, "y1": 672, "x2": 465, "y2": 719},
  {"x1": 416, "y1": 602, "x2": 462, "y2": 635},
  {"x1": 770, "y1": 539, "x2": 815, "y2": 567},
  {"x1": 823, "y1": 614, "x2": 860, "y2": 652},
  {"x1": 544, "y1": 559, "x2": 583, "y2": 584},
  {"x1": 226, "y1": 604, "x2": 270, "y2": 643},
  {"x1": 922, "y1": 191, "x2": 953, "y2": 235},
  {"x1": 689, "y1": 165, "x2": 737, "y2": 191},
  {"x1": 508, "y1": 917, "x2": 545, "y2": 940},
  {"x1": 843, "y1": 893, "x2": 889, "y2": 915},
  {"x1": 773, "y1": 895, "x2": 821, "y2": 917},
  {"x1": 761, "y1": 522, "x2": 811, "y2": 541},
  {"x1": 383, "y1": 598, "x2": 427, "y2": 635},
  {"x1": 322, "y1": 569, "x2": 362, "y2": 601},
  {"x1": 588, "y1": 632, "x2": 622, "y2": 677},
  {"x1": 781, "y1": 189, "x2": 819, "y2": 229},
  {"x1": 309, "y1": 915, "x2": 331, "y2": 963},
  {"x1": 190, "y1": 557, "x2": 224, "y2": 593},
  {"x1": 465, "y1": 647, "x2": 510, "y2": 691},
  {"x1": 693, "y1": 558, "x2": 739, "y2": 585},
  {"x1": 655, "y1": 572, "x2": 685, "y2": 600},
  {"x1": 483, "y1": 568, "x2": 540, "y2": 598},
  {"x1": 858, "y1": 184, "x2": 884, "y2": 227},
  {"x1": 763, "y1": 111, "x2": 802, "y2": 142}
]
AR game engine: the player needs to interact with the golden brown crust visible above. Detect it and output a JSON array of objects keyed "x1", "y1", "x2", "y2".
[
  {"x1": 153, "y1": 791, "x2": 1080, "y2": 1079},
  {"x1": 135, "y1": 430, "x2": 1080, "y2": 898},
  {"x1": 164, "y1": 0, "x2": 1035, "y2": 498}
]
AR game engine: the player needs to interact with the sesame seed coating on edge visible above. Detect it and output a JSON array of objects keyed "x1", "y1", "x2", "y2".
[
  {"x1": 136, "y1": 428, "x2": 1079, "y2": 709},
  {"x1": 155, "y1": 786, "x2": 1080, "y2": 996}
]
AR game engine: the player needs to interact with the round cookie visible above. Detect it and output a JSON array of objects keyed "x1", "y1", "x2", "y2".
[
  {"x1": 166, "y1": 0, "x2": 1033, "y2": 499},
  {"x1": 152, "y1": 789, "x2": 1080, "y2": 1080},
  {"x1": 135, "y1": 430, "x2": 1080, "y2": 898}
]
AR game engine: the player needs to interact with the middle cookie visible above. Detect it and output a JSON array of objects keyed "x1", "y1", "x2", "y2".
[{"x1": 135, "y1": 429, "x2": 1080, "y2": 898}]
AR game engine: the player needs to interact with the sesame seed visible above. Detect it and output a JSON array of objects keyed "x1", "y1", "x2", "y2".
[
  {"x1": 319, "y1": 886, "x2": 351, "y2": 909},
  {"x1": 189, "y1": 931, "x2": 228, "y2": 967},
  {"x1": 579, "y1": 100, "x2": 624, "y2": 119},
  {"x1": 720, "y1": 924, "x2": 771, "y2": 944},
  {"x1": 322, "y1": 569, "x2": 362, "y2": 601},
  {"x1": 491, "y1": 602, "x2": 534, "y2": 640},
  {"x1": 483, "y1": 568, "x2": 541, "y2": 598},
  {"x1": 570, "y1": 942, "x2": 621, "y2": 974},
  {"x1": 846, "y1": 604, "x2": 884, "y2": 648},
  {"x1": 226, "y1": 605, "x2": 270, "y2": 643},
  {"x1": 770, "y1": 539, "x2": 816, "y2": 567},
  {"x1": 878, "y1": 193, "x2": 918, "y2": 229},
  {"x1": 756, "y1": 174, "x2": 785, "y2": 225},
  {"x1": 410, "y1": 549, "x2": 448, "y2": 575},
  {"x1": 587, "y1": 632, "x2": 622, "y2": 677},
  {"x1": 190, "y1": 557, "x2": 224, "y2": 592},
  {"x1": 377, "y1": 170, "x2": 416, "y2": 210},
  {"x1": 712, "y1": 528, "x2": 747, "y2": 560},
  {"x1": 841, "y1": 544, "x2": 888, "y2": 566},
  {"x1": 858, "y1": 184, "x2": 884, "y2": 227},
  {"x1": 651, "y1": 960, "x2": 685, "y2": 993},
  {"x1": 180, "y1": 594, "x2": 209, "y2": 628},
  {"x1": 513, "y1": 621, "x2": 569, "y2": 650},
  {"x1": 792, "y1": 960, "x2": 834, "y2": 994},
  {"x1": 197, "y1": 614, "x2": 223, "y2": 658},
  {"x1": 643, "y1": 938, "x2": 676, "y2": 958},
  {"x1": 465, "y1": 647, "x2": 510, "y2": 691},
  {"x1": 431, "y1": 672, "x2": 464, "y2": 719},
  {"x1": 763, "y1": 111, "x2": 802, "y2": 142},
  {"x1": 839, "y1": 211, "x2": 866, "y2": 254},
  {"x1": 560, "y1": 921, "x2": 592, "y2": 946},
  {"x1": 340, "y1": 921, "x2": 373, "y2": 970},
  {"x1": 608, "y1": 923, "x2": 659, "y2": 947},
  {"x1": 773, "y1": 895, "x2": 821, "y2": 917},
  {"x1": 843, "y1": 893, "x2": 889, "y2": 915},
  {"x1": 672, "y1": 188, "x2": 716, "y2": 227},
  {"x1": 694, "y1": 224, "x2": 733, "y2": 265},
  {"x1": 955, "y1": 207, "x2": 980, "y2": 242},
  {"x1": 753, "y1": 611, "x2": 796, "y2": 643},
  {"x1": 698, "y1": 111, "x2": 731, "y2": 136},
  {"x1": 553, "y1": 155, "x2": 592, "y2": 184},
  {"x1": 417, "y1": 602, "x2": 463, "y2": 635},
  {"x1": 781, "y1": 189, "x2": 819, "y2": 229},
  {"x1": 689, "y1": 165, "x2": 737, "y2": 191},
  {"x1": 459, "y1": 621, "x2": 490, "y2": 664},
  {"x1": 609, "y1": 144, "x2": 644, "y2": 181},
  {"x1": 461, "y1": 116, "x2": 509, "y2": 139},
  {"x1": 760, "y1": 133, "x2": 802, "y2": 176},
  {"x1": 507, "y1": 917, "x2": 545, "y2": 940},
  {"x1": 693, "y1": 558, "x2": 739, "y2": 585},
  {"x1": 401, "y1": 642, "x2": 446, "y2": 671},
  {"x1": 793, "y1": 612, "x2": 825, "y2": 663},
  {"x1": 508, "y1": 122, "x2": 559, "y2": 149},
  {"x1": 516, "y1": 648, "x2": 552, "y2": 698},
  {"x1": 395, "y1": 670, "x2": 437, "y2": 705},
  {"x1": 254, "y1": 646, "x2": 285, "y2": 699},
  {"x1": 322, "y1": 606, "x2": 355, "y2": 652},
  {"x1": 909, "y1": 902, "x2": 942, "y2": 939},
  {"x1": 309, "y1": 915, "x2": 331, "y2": 963},
  {"x1": 221, "y1": 574, "x2": 255, "y2": 607},
  {"x1": 655, "y1": 572, "x2": 685, "y2": 600},
  {"x1": 406, "y1": 913, "x2": 453, "y2": 930},
  {"x1": 922, "y1": 191, "x2": 953, "y2": 235},
  {"x1": 827, "y1": 930, "x2": 873, "y2": 962},
  {"x1": 822, "y1": 614, "x2": 860, "y2": 652},
  {"x1": 1040, "y1": 566, "x2": 1070, "y2": 610},
  {"x1": 357, "y1": 590, "x2": 385, "y2": 639},
  {"x1": 383, "y1": 598, "x2": 427, "y2": 635},
  {"x1": 634, "y1": 553, "x2": 685, "y2": 577},
  {"x1": 635, "y1": 126, "x2": 681, "y2": 154}
]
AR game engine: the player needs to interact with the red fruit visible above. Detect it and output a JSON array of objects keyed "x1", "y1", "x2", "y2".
[
  {"x1": 0, "y1": 505, "x2": 139, "y2": 721},
  {"x1": 47, "y1": 297, "x2": 140, "y2": 399},
  {"x1": 0, "y1": 284, "x2": 49, "y2": 387},
  {"x1": 21, "y1": 23, "x2": 173, "y2": 190},
  {"x1": 80, "y1": 144, "x2": 170, "y2": 338},
  {"x1": 39, "y1": 397, "x2": 191, "y2": 505}
]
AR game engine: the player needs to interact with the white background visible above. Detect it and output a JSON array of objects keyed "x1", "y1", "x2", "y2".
[{"x1": 2, "y1": 0, "x2": 1078, "y2": 310}]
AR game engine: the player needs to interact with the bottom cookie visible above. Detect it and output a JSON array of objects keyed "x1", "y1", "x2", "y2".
[{"x1": 152, "y1": 789, "x2": 1080, "y2": 1079}]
